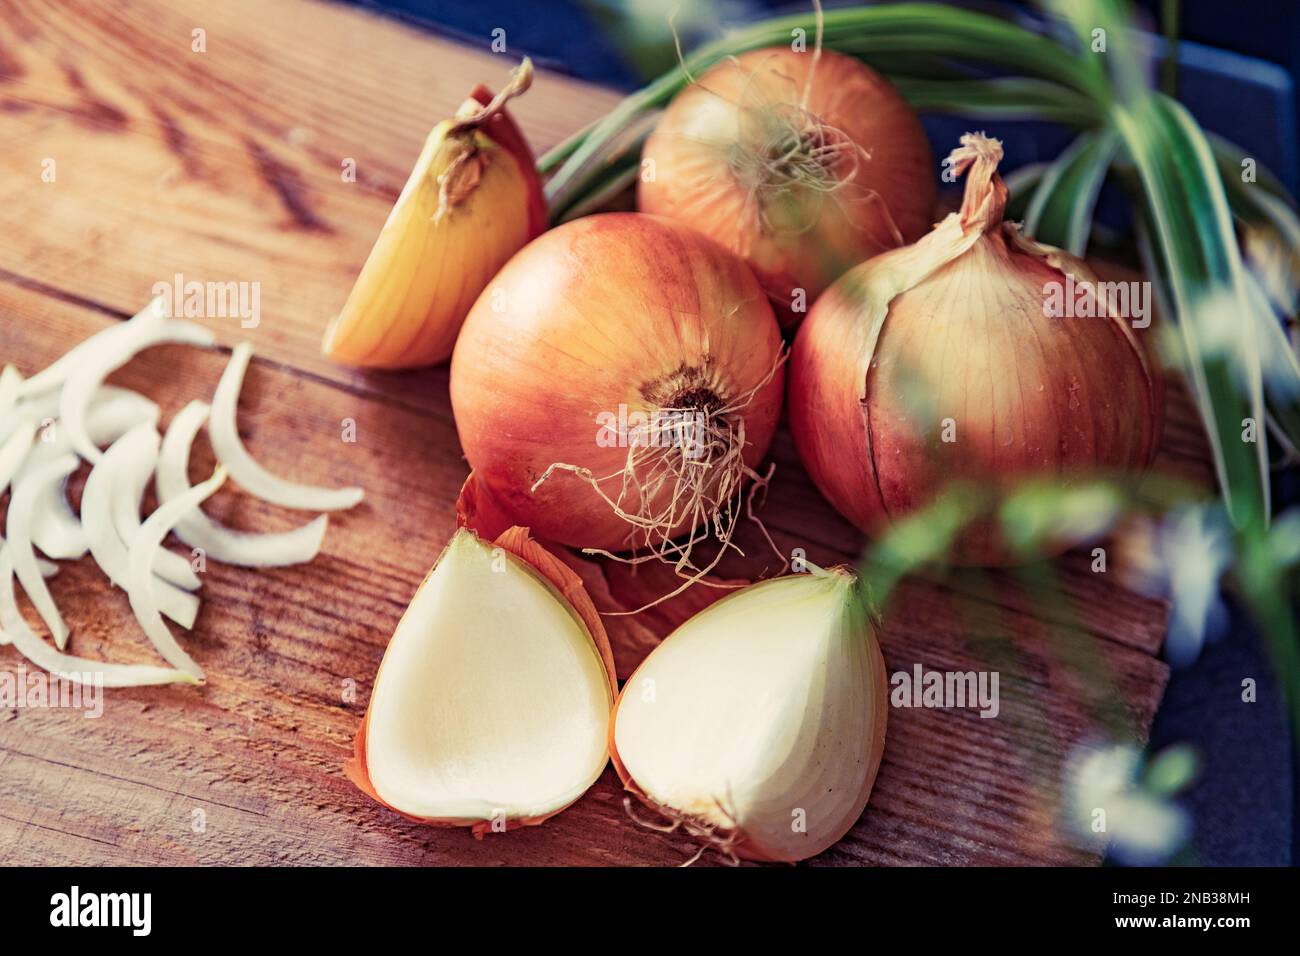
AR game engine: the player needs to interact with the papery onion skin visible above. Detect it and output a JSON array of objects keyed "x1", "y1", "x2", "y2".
[
  {"x1": 322, "y1": 66, "x2": 546, "y2": 369},
  {"x1": 789, "y1": 135, "x2": 1164, "y2": 566},
  {"x1": 450, "y1": 212, "x2": 785, "y2": 551},
  {"x1": 639, "y1": 48, "x2": 935, "y2": 326}
]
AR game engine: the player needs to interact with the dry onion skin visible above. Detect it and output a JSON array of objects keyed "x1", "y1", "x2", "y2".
[
  {"x1": 611, "y1": 566, "x2": 888, "y2": 863},
  {"x1": 323, "y1": 60, "x2": 546, "y2": 369},
  {"x1": 639, "y1": 47, "x2": 935, "y2": 327},
  {"x1": 450, "y1": 212, "x2": 785, "y2": 566},
  {"x1": 211, "y1": 344, "x2": 363, "y2": 512},
  {"x1": 789, "y1": 133, "x2": 1164, "y2": 565},
  {"x1": 158, "y1": 400, "x2": 329, "y2": 567},
  {"x1": 347, "y1": 528, "x2": 616, "y2": 834}
]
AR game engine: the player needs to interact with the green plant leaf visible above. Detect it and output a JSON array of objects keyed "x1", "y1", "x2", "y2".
[
  {"x1": 1022, "y1": 127, "x2": 1119, "y2": 254},
  {"x1": 891, "y1": 77, "x2": 1097, "y2": 127}
]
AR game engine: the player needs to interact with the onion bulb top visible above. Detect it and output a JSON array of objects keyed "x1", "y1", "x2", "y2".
[
  {"x1": 639, "y1": 47, "x2": 935, "y2": 327},
  {"x1": 789, "y1": 132, "x2": 1165, "y2": 565},
  {"x1": 450, "y1": 213, "x2": 785, "y2": 559},
  {"x1": 611, "y1": 566, "x2": 888, "y2": 863}
]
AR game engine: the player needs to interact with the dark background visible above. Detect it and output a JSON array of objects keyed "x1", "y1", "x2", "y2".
[{"x1": 344, "y1": 0, "x2": 1298, "y2": 866}]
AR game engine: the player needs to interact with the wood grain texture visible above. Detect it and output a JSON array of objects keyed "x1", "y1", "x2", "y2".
[{"x1": 0, "y1": 0, "x2": 1208, "y2": 866}]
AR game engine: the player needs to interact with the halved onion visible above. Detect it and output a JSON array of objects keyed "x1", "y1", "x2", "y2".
[
  {"x1": 7, "y1": 454, "x2": 80, "y2": 648},
  {"x1": 347, "y1": 528, "x2": 615, "y2": 832},
  {"x1": 16, "y1": 297, "x2": 168, "y2": 400},
  {"x1": 0, "y1": 546, "x2": 193, "y2": 686},
  {"x1": 611, "y1": 567, "x2": 889, "y2": 863},
  {"x1": 157, "y1": 401, "x2": 328, "y2": 567},
  {"x1": 210, "y1": 343, "x2": 363, "y2": 511},
  {"x1": 109, "y1": 424, "x2": 202, "y2": 591},
  {"x1": 82, "y1": 424, "x2": 201, "y2": 629},
  {"x1": 60, "y1": 316, "x2": 213, "y2": 463},
  {"x1": 126, "y1": 467, "x2": 228, "y2": 682},
  {"x1": 17, "y1": 388, "x2": 160, "y2": 560}
]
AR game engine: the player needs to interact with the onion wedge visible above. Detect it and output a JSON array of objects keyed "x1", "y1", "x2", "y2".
[
  {"x1": 60, "y1": 317, "x2": 213, "y2": 463},
  {"x1": 126, "y1": 467, "x2": 228, "y2": 682},
  {"x1": 347, "y1": 528, "x2": 615, "y2": 832},
  {"x1": 210, "y1": 343, "x2": 363, "y2": 511},
  {"x1": 17, "y1": 388, "x2": 160, "y2": 560},
  {"x1": 0, "y1": 545, "x2": 195, "y2": 687},
  {"x1": 157, "y1": 401, "x2": 328, "y2": 567},
  {"x1": 82, "y1": 424, "x2": 201, "y2": 629},
  {"x1": 7, "y1": 454, "x2": 80, "y2": 648},
  {"x1": 611, "y1": 567, "x2": 889, "y2": 863},
  {"x1": 18, "y1": 297, "x2": 168, "y2": 400}
]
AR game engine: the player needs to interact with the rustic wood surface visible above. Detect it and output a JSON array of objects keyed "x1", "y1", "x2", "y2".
[{"x1": 0, "y1": 0, "x2": 1210, "y2": 866}]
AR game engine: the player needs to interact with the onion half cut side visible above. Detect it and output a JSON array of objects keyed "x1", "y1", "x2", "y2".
[
  {"x1": 611, "y1": 567, "x2": 889, "y2": 863},
  {"x1": 158, "y1": 401, "x2": 329, "y2": 567},
  {"x1": 0, "y1": 545, "x2": 196, "y2": 687},
  {"x1": 7, "y1": 454, "x2": 81, "y2": 648},
  {"x1": 59, "y1": 316, "x2": 213, "y2": 463},
  {"x1": 82, "y1": 424, "x2": 201, "y2": 629},
  {"x1": 210, "y1": 343, "x2": 363, "y2": 511},
  {"x1": 347, "y1": 528, "x2": 616, "y2": 833}
]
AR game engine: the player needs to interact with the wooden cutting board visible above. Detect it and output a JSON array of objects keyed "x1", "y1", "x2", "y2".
[{"x1": 0, "y1": 0, "x2": 1210, "y2": 865}]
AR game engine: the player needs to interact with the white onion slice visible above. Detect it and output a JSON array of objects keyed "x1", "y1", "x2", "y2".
[
  {"x1": 0, "y1": 365, "x2": 18, "y2": 414},
  {"x1": 210, "y1": 343, "x2": 363, "y2": 511},
  {"x1": 0, "y1": 416, "x2": 36, "y2": 495},
  {"x1": 60, "y1": 317, "x2": 214, "y2": 463},
  {"x1": 82, "y1": 424, "x2": 201, "y2": 629},
  {"x1": 0, "y1": 545, "x2": 194, "y2": 687},
  {"x1": 127, "y1": 466, "x2": 228, "y2": 682},
  {"x1": 0, "y1": 535, "x2": 56, "y2": 647},
  {"x1": 16, "y1": 297, "x2": 168, "y2": 399},
  {"x1": 17, "y1": 388, "x2": 160, "y2": 560},
  {"x1": 110, "y1": 433, "x2": 202, "y2": 591},
  {"x1": 158, "y1": 401, "x2": 329, "y2": 567},
  {"x1": 7, "y1": 454, "x2": 79, "y2": 648}
]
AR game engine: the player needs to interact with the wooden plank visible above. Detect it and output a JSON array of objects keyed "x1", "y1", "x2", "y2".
[
  {"x1": 1, "y1": 284, "x2": 1171, "y2": 865},
  {"x1": 0, "y1": 0, "x2": 622, "y2": 413}
]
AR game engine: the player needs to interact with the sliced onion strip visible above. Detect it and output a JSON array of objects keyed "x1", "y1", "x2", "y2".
[
  {"x1": 7, "y1": 454, "x2": 79, "y2": 648},
  {"x1": 82, "y1": 424, "x2": 201, "y2": 629},
  {"x1": 17, "y1": 388, "x2": 160, "y2": 561},
  {"x1": 0, "y1": 546, "x2": 195, "y2": 687},
  {"x1": 126, "y1": 466, "x2": 228, "y2": 682},
  {"x1": 17, "y1": 297, "x2": 168, "y2": 399},
  {"x1": 210, "y1": 343, "x2": 363, "y2": 511},
  {"x1": 60, "y1": 317, "x2": 213, "y2": 463},
  {"x1": 110, "y1": 434, "x2": 202, "y2": 591},
  {"x1": 0, "y1": 417, "x2": 36, "y2": 495},
  {"x1": 158, "y1": 401, "x2": 328, "y2": 567}
]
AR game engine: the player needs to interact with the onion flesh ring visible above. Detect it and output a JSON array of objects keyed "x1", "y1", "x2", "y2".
[
  {"x1": 7, "y1": 454, "x2": 80, "y2": 648},
  {"x1": 210, "y1": 343, "x2": 363, "y2": 511},
  {"x1": 158, "y1": 401, "x2": 328, "y2": 567},
  {"x1": 0, "y1": 545, "x2": 194, "y2": 687},
  {"x1": 60, "y1": 317, "x2": 213, "y2": 464},
  {"x1": 126, "y1": 467, "x2": 228, "y2": 681},
  {"x1": 82, "y1": 424, "x2": 200, "y2": 629}
]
